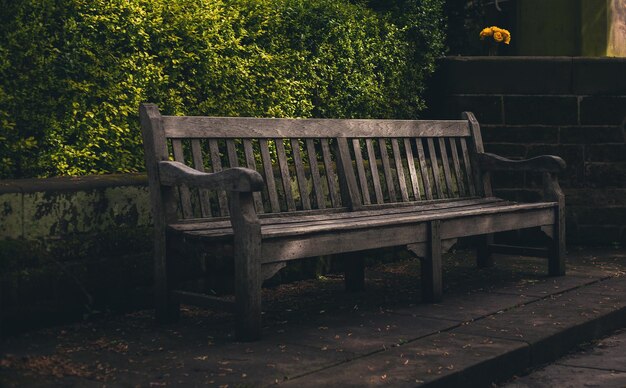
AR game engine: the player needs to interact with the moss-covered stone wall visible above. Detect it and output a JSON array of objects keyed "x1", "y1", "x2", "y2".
[{"x1": 0, "y1": 175, "x2": 153, "y2": 335}]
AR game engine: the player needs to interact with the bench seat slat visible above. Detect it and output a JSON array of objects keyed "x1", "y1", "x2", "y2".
[
  {"x1": 174, "y1": 201, "x2": 555, "y2": 241},
  {"x1": 169, "y1": 197, "x2": 503, "y2": 232}
]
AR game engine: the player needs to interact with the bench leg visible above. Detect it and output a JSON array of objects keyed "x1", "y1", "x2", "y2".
[
  {"x1": 344, "y1": 253, "x2": 365, "y2": 292},
  {"x1": 422, "y1": 221, "x2": 443, "y2": 303},
  {"x1": 155, "y1": 235, "x2": 180, "y2": 323},
  {"x1": 549, "y1": 206, "x2": 566, "y2": 276},
  {"x1": 231, "y1": 192, "x2": 262, "y2": 341},
  {"x1": 476, "y1": 234, "x2": 494, "y2": 268}
]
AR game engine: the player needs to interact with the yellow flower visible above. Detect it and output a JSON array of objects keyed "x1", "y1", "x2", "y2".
[
  {"x1": 479, "y1": 27, "x2": 493, "y2": 39},
  {"x1": 479, "y1": 26, "x2": 511, "y2": 44}
]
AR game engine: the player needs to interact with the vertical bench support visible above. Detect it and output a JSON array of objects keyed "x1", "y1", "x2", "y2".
[
  {"x1": 230, "y1": 191, "x2": 263, "y2": 341},
  {"x1": 422, "y1": 220, "x2": 443, "y2": 303},
  {"x1": 140, "y1": 104, "x2": 180, "y2": 323},
  {"x1": 544, "y1": 172, "x2": 566, "y2": 276}
]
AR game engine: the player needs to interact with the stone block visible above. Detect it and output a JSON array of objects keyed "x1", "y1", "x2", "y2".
[
  {"x1": 580, "y1": 96, "x2": 626, "y2": 125},
  {"x1": 483, "y1": 143, "x2": 528, "y2": 158},
  {"x1": 565, "y1": 188, "x2": 626, "y2": 207},
  {"x1": 504, "y1": 96, "x2": 578, "y2": 125},
  {"x1": 573, "y1": 58, "x2": 626, "y2": 95},
  {"x1": 585, "y1": 162, "x2": 626, "y2": 187},
  {"x1": 526, "y1": 145, "x2": 585, "y2": 187},
  {"x1": 576, "y1": 226, "x2": 622, "y2": 244},
  {"x1": 586, "y1": 144, "x2": 626, "y2": 162},
  {"x1": 433, "y1": 57, "x2": 573, "y2": 95},
  {"x1": 439, "y1": 95, "x2": 503, "y2": 124},
  {"x1": 560, "y1": 126, "x2": 624, "y2": 144},
  {"x1": 0, "y1": 193, "x2": 23, "y2": 239},
  {"x1": 481, "y1": 125, "x2": 559, "y2": 144},
  {"x1": 490, "y1": 171, "x2": 526, "y2": 189},
  {"x1": 572, "y1": 207, "x2": 626, "y2": 226}
]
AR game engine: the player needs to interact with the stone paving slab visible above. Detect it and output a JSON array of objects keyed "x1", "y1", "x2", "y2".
[
  {"x1": 282, "y1": 332, "x2": 529, "y2": 388},
  {"x1": 502, "y1": 329, "x2": 626, "y2": 387},
  {"x1": 504, "y1": 364, "x2": 626, "y2": 388},
  {"x1": 455, "y1": 283, "x2": 626, "y2": 365},
  {"x1": 267, "y1": 311, "x2": 458, "y2": 356}
]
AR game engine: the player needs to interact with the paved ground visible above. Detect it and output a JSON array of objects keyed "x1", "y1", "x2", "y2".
[
  {"x1": 1, "y1": 246, "x2": 626, "y2": 387},
  {"x1": 502, "y1": 328, "x2": 626, "y2": 388}
]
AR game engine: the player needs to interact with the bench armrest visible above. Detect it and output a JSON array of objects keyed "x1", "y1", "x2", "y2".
[
  {"x1": 158, "y1": 161, "x2": 264, "y2": 192},
  {"x1": 478, "y1": 152, "x2": 566, "y2": 173}
]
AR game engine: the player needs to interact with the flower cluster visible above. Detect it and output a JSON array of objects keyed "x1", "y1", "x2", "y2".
[{"x1": 479, "y1": 26, "x2": 511, "y2": 44}]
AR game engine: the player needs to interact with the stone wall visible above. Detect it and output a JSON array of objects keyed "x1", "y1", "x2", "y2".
[
  {"x1": 0, "y1": 175, "x2": 153, "y2": 334},
  {"x1": 427, "y1": 56, "x2": 626, "y2": 245}
]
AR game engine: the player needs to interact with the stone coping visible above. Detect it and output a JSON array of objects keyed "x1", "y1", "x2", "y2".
[{"x1": 0, "y1": 173, "x2": 148, "y2": 194}]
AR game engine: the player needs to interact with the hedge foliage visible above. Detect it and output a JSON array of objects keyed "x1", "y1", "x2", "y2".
[{"x1": 0, "y1": 0, "x2": 445, "y2": 178}]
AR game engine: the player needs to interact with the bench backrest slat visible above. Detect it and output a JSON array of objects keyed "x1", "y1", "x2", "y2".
[{"x1": 141, "y1": 105, "x2": 487, "y2": 220}]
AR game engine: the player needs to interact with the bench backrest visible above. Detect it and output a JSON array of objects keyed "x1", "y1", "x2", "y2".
[{"x1": 140, "y1": 104, "x2": 489, "y2": 220}]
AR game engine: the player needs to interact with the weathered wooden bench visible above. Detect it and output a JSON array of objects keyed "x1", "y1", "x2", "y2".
[{"x1": 140, "y1": 103, "x2": 566, "y2": 341}]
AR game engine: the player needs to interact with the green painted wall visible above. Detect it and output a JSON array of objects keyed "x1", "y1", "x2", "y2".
[{"x1": 516, "y1": 0, "x2": 616, "y2": 56}]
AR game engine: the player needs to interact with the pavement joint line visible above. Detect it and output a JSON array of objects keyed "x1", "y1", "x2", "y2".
[
  {"x1": 555, "y1": 363, "x2": 626, "y2": 373},
  {"x1": 282, "y1": 273, "x2": 626, "y2": 384}
]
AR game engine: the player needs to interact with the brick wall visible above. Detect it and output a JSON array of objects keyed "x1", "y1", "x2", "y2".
[{"x1": 427, "y1": 57, "x2": 626, "y2": 245}]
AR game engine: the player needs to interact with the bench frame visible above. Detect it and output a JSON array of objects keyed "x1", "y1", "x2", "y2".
[{"x1": 140, "y1": 104, "x2": 566, "y2": 340}]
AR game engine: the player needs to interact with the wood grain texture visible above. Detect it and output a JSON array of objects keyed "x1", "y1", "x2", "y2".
[
  {"x1": 306, "y1": 139, "x2": 326, "y2": 209},
  {"x1": 172, "y1": 139, "x2": 194, "y2": 218},
  {"x1": 243, "y1": 139, "x2": 264, "y2": 213},
  {"x1": 416, "y1": 139, "x2": 433, "y2": 200},
  {"x1": 366, "y1": 139, "x2": 384, "y2": 204},
  {"x1": 291, "y1": 139, "x2": 311, "y2": 210},
  {"x1": 353, "y1": 139, "x2": 371, "y2": 205},
  {"x1": 378, "y1": 138, "x2": 397, "y2": 202},
  {"x1": 162, "y1": 116, "x2": 470, "y2": 138},
  {"x1": 209, "y1": 140, "x2": 229, "y2": 216},
  {"x1": 336, "y1": 137, "x2": 363, "y2": 210},
  {"x1": 449, "y1": 138, "x2": 466, "y2": 197},
  {"x1": 191, "y1": 139, "x2": 211, "y2": 217},
  {"x1": 259, "y1": 139, "x2": 281, "y2": 213},
  {"x1": 321, "y1": 139, "x2": 340, "y2": 207},
  {"x1": 426, "y1": 138, "x2": 444, "y2": 199},
  {"x1": 463, "y1": 111, "x2": 491, "y2": 197},
  {"x1": 404, "y1": 138, "x2": 421, "y2": 200},
  {"x1": 438, "y1": 137, "x2": 454, "y2": 196},
  {"x1": 392, "y1": 139, "x2": 409, "y2": 202},
  {"x1": 459, "y1": 138, "x2": 476, "y2": 196},
  {"x1": 275, "y1": 139, "x2": 296, "y2": 211}
]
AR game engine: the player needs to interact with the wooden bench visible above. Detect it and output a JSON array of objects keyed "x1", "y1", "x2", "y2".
[{"x1": 139, "y1": 103, "x2": 566, "y2": 341}]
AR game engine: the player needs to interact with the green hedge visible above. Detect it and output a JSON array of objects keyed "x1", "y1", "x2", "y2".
[{"x1": 0, "y1": 0, "x2": 445, "y2": 178}]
